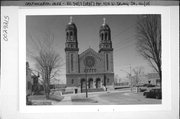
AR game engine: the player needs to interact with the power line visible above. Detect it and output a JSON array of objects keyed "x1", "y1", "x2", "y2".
[
  {"x1": 113, "y1": 39, "x2": 136, "y2": 54},
  {"x1": 113, "y1": 33, "x2": 136, "y2": 46},
  {"x1": 111, "y1": 23, "x2": 136, "y2": 41},
  {"x1": 113, "y1": 35, "x2": 136, "y2": 49}
]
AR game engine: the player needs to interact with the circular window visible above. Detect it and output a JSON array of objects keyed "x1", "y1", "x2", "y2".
[{"x1": 84, "y1": 56, "x2": 95, "y2": 68}]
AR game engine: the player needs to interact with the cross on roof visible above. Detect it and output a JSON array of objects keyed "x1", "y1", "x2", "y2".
[
  {"x1": 103, "y1": 18, "x2": 106, "y2": 24},
  {"x1": 69, "y1": 16, "x2": 73, "y2": 23}
]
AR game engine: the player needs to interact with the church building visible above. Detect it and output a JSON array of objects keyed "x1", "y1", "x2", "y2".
[{"x1": 65, "y1": 17, "x2": 114, "y2": 93}]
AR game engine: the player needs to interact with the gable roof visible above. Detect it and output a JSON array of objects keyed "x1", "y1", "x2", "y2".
[{"x1": 79, "y1": 48, "x2": 102, "y2": 60}]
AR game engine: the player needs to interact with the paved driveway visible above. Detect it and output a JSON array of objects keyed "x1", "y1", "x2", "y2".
[
  {"x1": 96, "y1": 91, "x2": 161, "y2": 105},
  {"x1": 54, "y1": 89, "x2": 161, "y2": 105}
]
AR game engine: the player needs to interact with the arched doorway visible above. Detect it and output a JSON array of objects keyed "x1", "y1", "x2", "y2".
[
  {"x1": 88, "y1": 78, "x2": 93, "y2": 89},
  {"x1": 81, "y1": 79, "x2": 86, "y2": 92},
  {"x1": 96, "y1": 78, "x2": 101, "y2": 89}
]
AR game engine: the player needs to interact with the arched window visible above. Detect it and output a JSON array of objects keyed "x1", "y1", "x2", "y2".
[
  {"x1": 103, "y1": 33, "x2": 106, "y2": 40},
  {"x1": 70, "y1": 31, "x2": 73, "y2": 40},
  {"x1": 105, "y1": 32, "x2": 107, "y2": 40},
  {"x1": 66, "y1": 32, "x2": 69, "y2": 40},
  {"x1": 102, "y1": 33, "x2": 104, "y2": 41},
  {"x1": 106, "y1": 54, "x2": 109, "y2": 71},
  {"x1": 71, "y1": 54, "x2": 73, "y2": 71},
  {"x1": 72, "y1": 79, "x2": 74, "y2": 84},
  {"x1": 100, "y1": 33, "x2": 103, "y2": 41}
]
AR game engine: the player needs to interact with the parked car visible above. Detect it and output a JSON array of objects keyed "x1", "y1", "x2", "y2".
[
  {"x1": 143, "y1": 90, "x2": 149, "y2": 96},
  {"x1": 143, "y1": 88, "x2": 152, "y2": 95},
  {"x1": 144, "y1": 88, "x2": 162, "y2": 99},
  {"x1": 139, "y1": 87, "x2": 147, "y2": 92},
  {"x1": 139, "y1": 84, "x2": 156, "y2": 92}
]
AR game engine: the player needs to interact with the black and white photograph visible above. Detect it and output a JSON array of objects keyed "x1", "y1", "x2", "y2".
[
  {"x1": 1, "y1": 4, "x2": 179, "y2": 119},
  {"x1": 26, "y1": 14, "x2": 162, "y2": 105}
]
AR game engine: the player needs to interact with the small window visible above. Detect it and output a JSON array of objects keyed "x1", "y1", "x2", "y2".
[
  {"x1": 72, "y1": 79, "x2": 74, "y2": 84},
  {"x1": 107, "y1": 78, "x2": 109, "y2": 83}
]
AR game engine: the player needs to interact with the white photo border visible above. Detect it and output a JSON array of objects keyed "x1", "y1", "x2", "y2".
[{"x1": 19, "y1": 7, "x2": 172, "y2": 113}]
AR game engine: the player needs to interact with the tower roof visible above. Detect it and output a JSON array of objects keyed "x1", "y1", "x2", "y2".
[
  {"x1": 100, "y1": 18, "x2": 110, "y2": 31},
  {"x1": 66, "y1": 16, "x2": 77, "y2": 30}
]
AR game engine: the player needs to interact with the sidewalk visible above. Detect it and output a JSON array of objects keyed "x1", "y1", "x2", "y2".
[{"x1": 54, "y1": 95, "x2": 72, "y2": 105}]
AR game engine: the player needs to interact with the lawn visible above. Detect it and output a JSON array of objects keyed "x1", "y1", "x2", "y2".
[
  {"x1": 98, "y1": 92, "x2": 161, "y2": 104},
  {"x1": 71, "y1": 95, "x2": 98, "y2": 103},
  {"x1": 28, "y1": 94, "x2": 64, "y2": 105}
]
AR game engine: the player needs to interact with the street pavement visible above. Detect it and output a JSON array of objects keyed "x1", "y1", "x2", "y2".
[{"x1": 54, "y1": 88, "x2": 161, "y2": 105}]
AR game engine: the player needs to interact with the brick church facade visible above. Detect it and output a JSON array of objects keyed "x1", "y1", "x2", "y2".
[{"x1": 65, "y1": 17, "x2": 114, "y2": 92}]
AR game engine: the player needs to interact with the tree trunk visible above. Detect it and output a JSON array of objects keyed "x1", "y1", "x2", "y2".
[
  {"x1": 159, "y1": 68, "x2": 162, "y2": 93},
  {"x1": 45, "y1": 83, "x2": 50, "y2": 99}
]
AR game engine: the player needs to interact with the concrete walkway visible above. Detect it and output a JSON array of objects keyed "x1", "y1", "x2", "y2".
[{"x1": 53, "y1": 89, "x2": 131, "y2": 105}]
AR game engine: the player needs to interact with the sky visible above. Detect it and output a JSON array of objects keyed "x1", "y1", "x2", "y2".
[{"x1": 26, "y1": 15, "x2": 154, "y2": 84}]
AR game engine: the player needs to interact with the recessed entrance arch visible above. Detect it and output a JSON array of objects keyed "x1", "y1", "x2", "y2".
[
  {"x1": 81, "y1": 79, "x2": 86, "y2": 90},
  {"x1": 88, "y1": 78, "x2": 93, "y2": 89},
  {"x1": 96, "y1": 78, "x2": 101, "y2": 89}
]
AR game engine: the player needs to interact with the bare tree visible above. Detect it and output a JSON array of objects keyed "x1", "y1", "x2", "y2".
[
  {"x1": 136, "y1": 15, "x2": 161, "y2": 90},
  {"x1": 133, "y1": 66, "x2": 144, "y2": 87},
  {"x1": 28, "y1": 32, "x2": 64, "y2": 98},
  {"x1": 114, "y1": 74, "x2": 121, "y2": 84}
]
